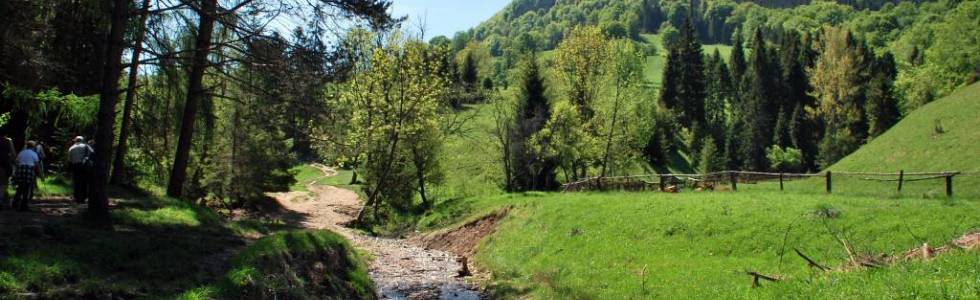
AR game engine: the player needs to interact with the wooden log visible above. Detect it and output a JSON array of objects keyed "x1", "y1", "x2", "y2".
[
  {"x1": 898, "y1": 170, "x2": 904, "y2": 192},
  {"x1": 825, "y1": 171, "x2": 832, "y2": 193}
]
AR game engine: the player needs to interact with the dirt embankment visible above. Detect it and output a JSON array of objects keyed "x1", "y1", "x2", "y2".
[{"x1": 411, "y1": 208, "x2": 510, "y2": 260}]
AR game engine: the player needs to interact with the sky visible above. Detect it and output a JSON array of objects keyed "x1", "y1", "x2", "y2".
[{"x1": 387, "y1": 0, "x2": 512, "y2": 39}]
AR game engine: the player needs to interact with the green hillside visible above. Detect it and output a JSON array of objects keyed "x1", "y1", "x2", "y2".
[
  {"x1": 420, "y1": 190, "x2": 980, "y2": 299},
  {"x1": 831, "y1": 82, "x2": 980, "y2": 173},
  {"x1": 830, "y1": 82, "x2": 980, "y2": 198}
]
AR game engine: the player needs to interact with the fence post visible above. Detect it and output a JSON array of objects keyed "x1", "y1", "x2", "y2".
[
  {"x1": 659, "y1": 175, "x2": 666, "y2": 192},
  {"x1": 897, "y1": 170, "x2": 904, "y2": 193},
  {"x1": 825, "y1": 171, "x2": 832, "y2": 193},
  {"x1": 730, "y1": 172, "x2": 738, "y2": 192},
  {"x1": 946, "y1": 174, "x2": 953, "y2": 197},
  {"x1": 779, "y1": 173, "x2": 784, "y2": 191}
]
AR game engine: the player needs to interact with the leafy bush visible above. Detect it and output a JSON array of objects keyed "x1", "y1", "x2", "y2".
[{"x1": 767, "y1": 145, "x2": 803, "y2": 172}]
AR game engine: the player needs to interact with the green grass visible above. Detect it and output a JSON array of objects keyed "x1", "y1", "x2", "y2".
[
  {"x1": 180, "y1": 230, "x2": 374, "y2": 300},
  {"x1": 292, "y1": 164, "x2": 358, "y2": 190},
  {"x1": 0, "y1": 195, "x2": 243, "y2": 297},
  {"x1": 423, "y1": 191, "x2": 980, "y2": 299},
  {"x1": 36, "y1": 175, "x2": 72, "y2": 197},
  {"x1": 431, "y1": 104, "x2": 506, "y2": 201},
  {"x1": 735, "y1": 83, "x2": 980, "y2": 199},
  {"x1": 827, "y1": 82, "x2": 980, "y2": 198}
]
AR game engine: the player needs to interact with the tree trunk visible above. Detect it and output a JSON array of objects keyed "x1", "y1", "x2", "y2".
[
  {"x1": 412, "y1": 147, "x2": 429, "y2": 209},
  {"x1": 89, "y1": 0, "x2": 130, "y2": 223},
  {"x1": 600, "y1": 81, "x2": 623, "y2": 179},
  {"x1": 356, "y1": 129, "x2": 400, "y2": 224},
  {"x1": 110, "y1": 0, "x2": 151, "y2": 185},
  {"x1": 167, "y1": 0, "x2": 217, "y2": 198}
]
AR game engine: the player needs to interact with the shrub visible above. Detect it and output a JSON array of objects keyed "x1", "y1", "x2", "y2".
[{"x1": 767, "y1": 145, "x2": 803, "y2": 172}]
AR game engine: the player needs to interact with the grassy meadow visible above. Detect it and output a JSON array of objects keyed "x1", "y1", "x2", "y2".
[
  {"x1": 418, "y1": 190, "x2": 980, "y2": 299},
  {"x1": 737, "y1": 83, "x2": 980, "y2": 199},
  {"x1": 409, "y1": 82, "x2": 980, "y2": 298}
]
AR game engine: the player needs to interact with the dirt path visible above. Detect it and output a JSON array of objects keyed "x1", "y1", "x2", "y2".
[{"x1": 274, "y1": 165, "x2": 481, "y2": 300}]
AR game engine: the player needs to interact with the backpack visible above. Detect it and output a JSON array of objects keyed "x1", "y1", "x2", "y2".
[{"x1": 82, "y1": 146, "x2": 95, "y2": 168}]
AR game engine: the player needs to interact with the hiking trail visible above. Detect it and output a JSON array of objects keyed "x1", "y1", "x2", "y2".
[{"x1": 273, "y1": 164, "x2": 481, "y2": 300}]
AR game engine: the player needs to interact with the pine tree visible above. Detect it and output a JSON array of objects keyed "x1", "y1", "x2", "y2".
[
  {"x1": 705, "y1": 49, "x2": 731, "y2": 141},
  {"x1": 460, "y1": 50, "x2": 479, "y2": 91},
  {"x1": 739, "y1": 28, "x2": 777, "y2": 171},
  {"x1": 660, "y1": 17, "x2": 706, "y2": 129},
  {"x1": 729, "y1": 29, "x2": 747, "y2": 90},
  {"x1": 773, "y1": 108, "x2": 792, "y2": 147},
  {"x1": 699, "y1": 137, "x2": 726, "y2": 173},
  {"x1": 779, "y1": 31, "x2": 811, "y2": 113},
  {"x1": 866, "y1": 52, "x2": 901, "y2": 138},
  {"x1": 510, "y1": 56, "x2": 557, "y2": 191},
  {"x1": 724, "y1": 118, "x2": 744, "y2": 170},
  {"x1": 788, "y1": 103, "x2": 817, "y2": 171},
  {"x1": 688, "y1": 121, "x2": 705, "y2": 169}
]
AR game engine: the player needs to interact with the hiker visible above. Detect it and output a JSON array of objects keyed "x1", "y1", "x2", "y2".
[
  {"x1": 34, "y1": 142, "x2": 46, "y2": 179},
  {"x1": 67, "y1": 137, "x2": 94, "y2": 204},
  {"x1": 13, "y1": 141, "x2": 41, "y2": 211},
  {"x1": 0, "y1": 131, "x2": 15, "y2": 209}
]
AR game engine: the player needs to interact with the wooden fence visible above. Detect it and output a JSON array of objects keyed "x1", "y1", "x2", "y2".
[{"x1": 561, "y1": 170, "x2": 965, "y2": 197}]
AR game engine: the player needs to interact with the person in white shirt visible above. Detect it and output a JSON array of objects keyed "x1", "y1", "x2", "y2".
[
  {"x1": 13, "y1": 141, "x2": 41, "y2": 211},
  {"x1": 67, "y1": 136, "x2": 94, "y2": 204}
]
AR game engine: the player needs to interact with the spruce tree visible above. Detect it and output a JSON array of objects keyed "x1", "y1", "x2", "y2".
[
  {"x1": 510, "y1": 56, "x2": 557, "y2": 191},
  {"x1": 779, "y1": 31, "x2": 811, "y2": 113},
  {"x1": 739, "y1": 28, "x2": 777, "y2": 171},
  {"x1": 705, "y1": 49, "x2": 732, "y2": 141},
  {"x1": 460, "y1": 50, "x2": 479, "y2": 91},
  {"x1": 660, "y1": 17, "x2": 706, "y2": 129},
  {"x1": 866, "y1": 52, "x2": 901, "y2": 138},
  {"x1": 699, "y1": 137, "x2": 726, "y2": 173},
  {"x1": 724, "y1": 118, "x2": 744, "y2": 170},
  {"x1": 773, "y1": 108, "x2": 792, "y2": 147},
  {"x1": 788, "y1": 103, "x2": 816, "y2": 171},
  {"x1": 729, "y1": 29, "x2": 747, "y2": 90}
]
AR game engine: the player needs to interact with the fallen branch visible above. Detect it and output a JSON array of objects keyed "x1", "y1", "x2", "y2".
[
  {"x1": 746, "y1": 271, "x2": 780, "y2": 288},
  {"x1": 794, "y1": 248, "x2": 830, "y2": 271}
]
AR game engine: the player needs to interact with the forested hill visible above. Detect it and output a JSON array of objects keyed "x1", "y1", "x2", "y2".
[
  {"x1": 447, "y1": 0, "x2": 977, "y2": 111},
  {"x1": 469, "y1": 0, "x2": 957, "y2": 49}
]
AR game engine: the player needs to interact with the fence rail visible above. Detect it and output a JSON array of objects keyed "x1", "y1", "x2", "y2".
[{"x1": 561, "y1": 170, "x2": 966, "y2": 197}]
